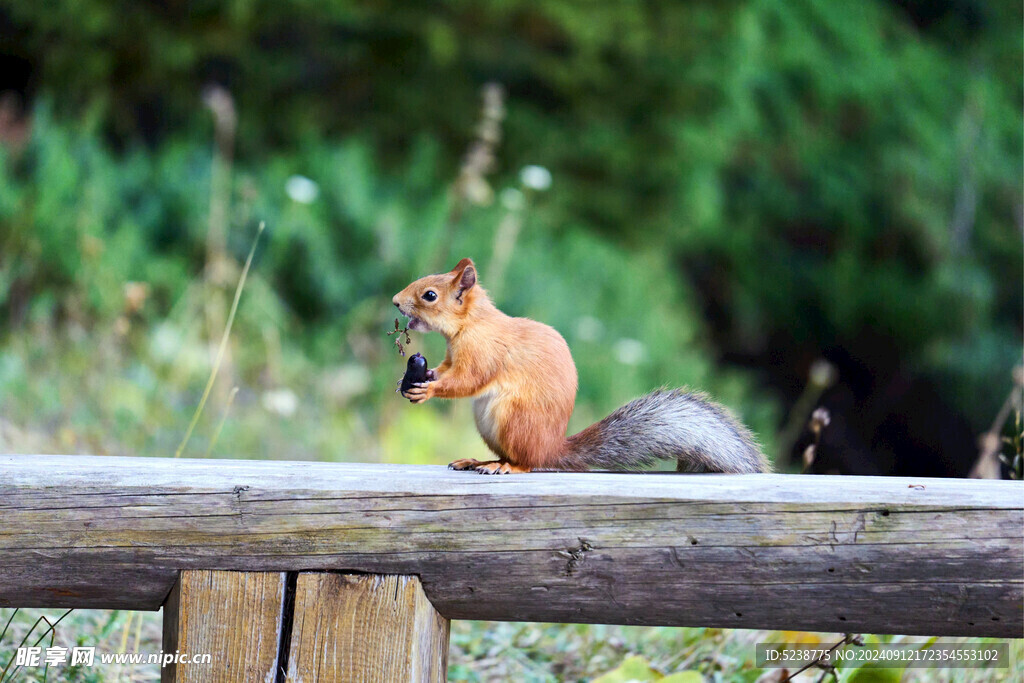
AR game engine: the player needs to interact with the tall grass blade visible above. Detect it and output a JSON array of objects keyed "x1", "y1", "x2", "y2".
[{"x1": 175, "y1": 221, "x2": 265, "y2": 458}]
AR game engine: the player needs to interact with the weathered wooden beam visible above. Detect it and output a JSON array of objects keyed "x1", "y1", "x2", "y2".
[
  {"x1": 1, "y1": 454, "x2": 1021, "y2": 636},
  {"x1": 286, "y1": 574, "x2": 448, "y2": 681},
  {"x1": 161, "y1": 570, "x2": 288, "y2": 682}
]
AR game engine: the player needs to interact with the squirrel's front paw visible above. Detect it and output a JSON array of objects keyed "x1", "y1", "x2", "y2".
[
  {"x1": 402, "y1": 382, "x2": 434, "y2": 404},
  {"x1": 448, "y1": 458, "x2": 485, "y2": 470}
]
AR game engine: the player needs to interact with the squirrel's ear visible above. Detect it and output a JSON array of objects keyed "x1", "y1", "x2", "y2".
[
  {"x1": 458, "y1": 265, "x2": 477, "y2": 290},
  {"x1": 450, "y1": 257, "x2": 475, "y2": 275},
  {"x1": 451, "y1": 258, "x2": 476, "y2": 301}
]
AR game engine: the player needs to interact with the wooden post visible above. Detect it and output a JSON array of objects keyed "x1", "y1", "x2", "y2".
[
  {"x1": 162, "y1": 570, "x2": 288, "y2": 683},
  {"x1": 286, "y1": 574, "x2": 449, "y2": 682},
  {"x1": 160, "y1": 571, "x2": 449, "y2": 682}
]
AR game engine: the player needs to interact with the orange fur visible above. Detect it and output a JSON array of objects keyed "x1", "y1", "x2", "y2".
[
  {"x1": 393, "y1": 258, "x2": 766, "y2": 475},
  {"x1": 393, "y1": 258, "x2": 576, "y2": 472}
]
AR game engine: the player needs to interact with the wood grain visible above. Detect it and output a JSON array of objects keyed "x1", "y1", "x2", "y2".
[
  {"x1": 2, "y1": 454, "x2": 1021, "y2": 636},
  {"x1": 287, "y1": 574, "x2": 448, "y2": 682},
  {"x1": 161, "y1": 570, "x2": 287, "y2": 683}
]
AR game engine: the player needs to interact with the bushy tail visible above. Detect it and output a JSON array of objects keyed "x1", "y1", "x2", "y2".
[{"x1": 563, "y1": 389, "x2": 769, "y2": 473}]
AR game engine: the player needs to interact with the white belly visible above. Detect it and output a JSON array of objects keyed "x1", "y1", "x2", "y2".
[{"x1": 472, "y1": 392, "x2": 500, "y2": 446}]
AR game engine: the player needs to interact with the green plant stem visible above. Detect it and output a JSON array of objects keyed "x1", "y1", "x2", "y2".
[
  {"x1": 0, "y1": 609, "x2": 17, "y2": 649},
  {"x1": 174, "y1": 221, "x2": 264, "y2": 458},
  {"x1": 0, "y1": 609, "x2": 72, "y2": 683},
  {"x1": 0, "y1": 616, "x2": 45, "y2": 682},
  {"x1": 205, "y1": 386, "x2": 239, "y2": 457},
  {"x1": 42, "y1": 617, "x2": 55, "y2": 683},
  {"x1": 781, "y1": 634, "x2": 855, "y2": 683}
]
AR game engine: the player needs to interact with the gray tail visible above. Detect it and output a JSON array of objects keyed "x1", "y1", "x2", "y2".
[{"x1": 563, "y1": 389, "x2": 769, "y2": 473}]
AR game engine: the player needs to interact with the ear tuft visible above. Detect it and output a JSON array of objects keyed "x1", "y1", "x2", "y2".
[{"x1": 450, "y1": 257, "x2": 475, "y2": 274}]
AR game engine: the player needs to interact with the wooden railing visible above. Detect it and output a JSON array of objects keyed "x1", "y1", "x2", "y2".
[{"x1": 2, "y1": 454, "x2": 1021, "y2": 681}]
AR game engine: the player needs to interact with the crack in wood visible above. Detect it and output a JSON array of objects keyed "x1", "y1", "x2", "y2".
[
  {"x1": 560, "y1": 538, "x2": 595, "y2": 576},
  {"x1": 274, "y1": 572, "x2": 297, "y2": 683}
]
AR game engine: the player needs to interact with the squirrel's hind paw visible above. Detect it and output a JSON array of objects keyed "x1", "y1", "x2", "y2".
[{"x1": 477, "y1": 461, "x2": 532, "y2": 475}]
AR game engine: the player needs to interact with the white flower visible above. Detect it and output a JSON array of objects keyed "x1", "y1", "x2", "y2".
[
  {"x1": 613, "y1": 338, "x2": 646, "y2": 366},
  {"x1": 285, "y1": 175, "x2": 320, "y2": 204},
  {"x1": 520, "y1": 165, "x2": 552, "y2": 191},
  {"x1": 262, "y1": 388, "x2": 299, "y2": 417}
]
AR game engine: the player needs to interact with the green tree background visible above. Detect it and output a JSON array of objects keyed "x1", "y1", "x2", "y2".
[
  {"x1": 0, "y1": 0, "x2": 1020, "y2": 468},
  {"x1": 1, "y1": 1, "x2": 1023, "y2": 680}
]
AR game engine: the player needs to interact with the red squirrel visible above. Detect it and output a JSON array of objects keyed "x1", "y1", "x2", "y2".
[{"x1": 393, "y1": 258, "x2": 768, "y2": 474}]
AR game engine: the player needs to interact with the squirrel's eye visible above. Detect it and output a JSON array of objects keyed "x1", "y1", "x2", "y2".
[{"x1": 422, "y1": 290, "x2": 438, "y2": 302}]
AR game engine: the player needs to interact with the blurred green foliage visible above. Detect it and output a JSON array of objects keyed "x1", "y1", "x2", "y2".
[
  {"x1": 0, "y1": 0, "x2": 1021, "y2": 458},
  {"x1": 0, "y1": 105, "x2": 773, "y2": 461}
]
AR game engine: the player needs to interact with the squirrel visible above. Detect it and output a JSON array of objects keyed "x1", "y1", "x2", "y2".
[{"x1": 393, "y1": 258, "x2": 768, "y2": 474}]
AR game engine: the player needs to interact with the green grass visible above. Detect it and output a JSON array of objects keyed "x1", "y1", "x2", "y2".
[{"x1": 1, "y1": 608, "x2": 1020, "y2": 682}]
